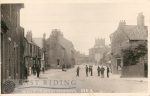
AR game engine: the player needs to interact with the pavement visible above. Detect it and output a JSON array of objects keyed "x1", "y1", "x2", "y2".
[{"x1": 109, "y1": 74, "x2": 147, "y2": 82}]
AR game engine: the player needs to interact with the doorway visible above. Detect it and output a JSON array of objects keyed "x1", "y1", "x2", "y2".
[
  {"x1": 117, "y1": 58, "x2": 122, "y2": 70},
  {"x1": 144, "y1": 63, "x2": 148, "y2": 77},
  {"x1": 57, "y1": 59, "x2": 60, "y2": 65}
]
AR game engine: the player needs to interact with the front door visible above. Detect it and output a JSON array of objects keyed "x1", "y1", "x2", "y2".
[
  {"x1": 117, "y1": 58, "x2": 122, "y2": 70},
  {"x1": 144, "y1": 63, "x2": 148, "y2": 77}
]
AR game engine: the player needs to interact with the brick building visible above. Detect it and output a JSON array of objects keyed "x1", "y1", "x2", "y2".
[
  {"x1": 1, "y1": 4, "x2": 24, "y2": 84},
  {"x1": 110, "y1": 13, "x2": 148, "y2": 77},
  {"x1": 46, "y1": 29, "x2": 76, "y2": 69}
]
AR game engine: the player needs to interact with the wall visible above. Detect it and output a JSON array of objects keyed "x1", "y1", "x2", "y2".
[
  {"x1": 121, "y1": 62, "x2": 144, "y2": 77},
  {"x1": 1, "y1": 4, "x2": 24, "y2": 81},
  {"x1": 121, "y1": 40, "x2": 148, "y2": 77}
]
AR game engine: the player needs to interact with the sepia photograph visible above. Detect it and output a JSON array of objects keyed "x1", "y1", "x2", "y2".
[{"x1": 0, "y1": 0, "x2": 149, "y2": 95}]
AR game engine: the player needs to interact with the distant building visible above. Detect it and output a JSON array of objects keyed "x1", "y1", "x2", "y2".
[
  {"x1": 33, "y1": 33, "x2": 48, "y2": 70},
  {"x1": 89, "y1": 38, "x2": 109, "y2": 65},
  {"x1": 46, "y1": 29, "x2": 76, "y2": 69},
  {"x1": 75, "y1": 51, "x2": 89, "y2": 65},
  {"x1": 110, "y1": 13, "x2": 148, "y2": 77},
  {"x1": 24, "y1": 31, "x2": 41, "y2": 75},
  {"x1": 1, "y1": 4, "x2": 24, "y2": 86},
  {"x1": 101, "y1": 48, "x2": 112, "y2": 67}
]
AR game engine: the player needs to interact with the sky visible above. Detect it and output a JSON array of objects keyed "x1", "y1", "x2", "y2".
[{"x1": 20, "y1": 1, "x2": 150, "y2": 55}]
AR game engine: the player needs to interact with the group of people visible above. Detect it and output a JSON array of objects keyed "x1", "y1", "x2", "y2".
[
  {"x1": 76, "y1": 65, "x2": 111, "y2": 78},
  {"x1": 24, "y1": 64, "x2": 41, "y2": 80},
  {"x1": 32, "y1": 64, "x2": 41, "y2": 78},
  {"x1": 85, "y1": 65, "x2": 93, "y2": 76},
  {"x1": 97, "y1": 65, "x2": 110, "y2": 78}
]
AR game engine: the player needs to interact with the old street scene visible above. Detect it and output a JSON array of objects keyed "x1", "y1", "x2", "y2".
[{"x1": 1, "y1": 2, "x2": 149, "y2": 94}]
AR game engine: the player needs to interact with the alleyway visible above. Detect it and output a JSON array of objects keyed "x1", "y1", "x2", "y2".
[{"x1": 13, "y1": 64, "x2": 148, "y2": 93}]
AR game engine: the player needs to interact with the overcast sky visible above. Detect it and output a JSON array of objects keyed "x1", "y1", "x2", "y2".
[{"x1": 20, "y1": 1, "x2": 150, "y2": 55}]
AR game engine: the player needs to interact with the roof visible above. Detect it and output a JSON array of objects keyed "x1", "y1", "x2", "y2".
[
  {"x1": 24, "y1": 37, "x2": 40, "y2": 47},
  {"x1": 58, "y1": 36, "x2": 74, "y2": 51},
  {"x1": 28, "y1": 40, "x2": 38, "y2": 47},
  {"x1": 33, "y1": 38, "x2": 43, "y2": 48},
  {"x1": 122, "y1": 25, "x2": 148, "y2": 40}
]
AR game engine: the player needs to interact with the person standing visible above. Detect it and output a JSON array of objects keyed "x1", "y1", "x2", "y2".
[
  {"x1": 29, "y1": 67, "x2": 32, "y2": 75},
  {"x1": 32, "y1": 64, "x2": 36, "y2": 75},
  {"x1": 42, "y1": 67, "x2": 45, "y2": 73},
  {"x1": 62, "y1": 64, "x2": 65, "y2": 71},
  {"x1": 86, "y1": 65, "x2": 88, "y2": 77},
  {"x1": 107, "y1": 66, "x2": 110, "y2": 78},
  {"x1": 76, "y1": 66, "x2": 80, "y2": 77},
  {"x1": 24, "y1": 65, "x2": 28, "y2": 80},
  {"x1": 89, "y1": 65, "x2": 91, "y2": 73},
  {"x1": 97, "y1": 66, "x2": 101, "y2": 76},
  {"x1": 101, "y1": 66, "x2": 105, "y2": 78},
  {"x1": 91, "y1": 66, "x2": 93, "y2": 76},
  {"x1": 36, "y1": 65, "x2": 40, "y2": 78},
  {"x1": 62, "y1": 59, "x2": 65, "y2": 71}
]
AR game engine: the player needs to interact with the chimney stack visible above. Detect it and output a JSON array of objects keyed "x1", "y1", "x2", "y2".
[
  {"x1": 26, "y1": 30, "x2": 32, "y2": 41},
  {"x1": 137, "y1": 12, "x2": 144, "y2": 27},
  {"x1": 118, "y1": 20, "x2": 126, "y2": 29}
]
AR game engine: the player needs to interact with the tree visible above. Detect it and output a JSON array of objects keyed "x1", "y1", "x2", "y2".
[{"x1": 121, "y1": 41, "x2": 147, "y2": 66}]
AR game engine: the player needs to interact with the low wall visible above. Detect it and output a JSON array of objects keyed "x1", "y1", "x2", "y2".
[{"x1": 121, "y1": 63, "x2": 144, "y2": 77}]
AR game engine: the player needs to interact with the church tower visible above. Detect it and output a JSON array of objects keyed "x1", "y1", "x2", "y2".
[{"x1": 26, "y1": 30, "x2": 32, "y2": 41}]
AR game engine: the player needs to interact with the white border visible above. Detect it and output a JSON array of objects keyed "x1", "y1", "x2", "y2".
[{"x1": 1, "y1": 0, "x2": 150, "y2": 96}]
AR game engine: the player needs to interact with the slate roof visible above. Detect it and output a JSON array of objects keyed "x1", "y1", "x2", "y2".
[
  {"x1": 59, "y1": 37, "x2": 74, "y2": 50},
  {"x1": 33, "y1": 38, "x2": 43, "y2": 48},
  {"x1": 122, "y1": 25, "x2": 148, "y2": 40}
]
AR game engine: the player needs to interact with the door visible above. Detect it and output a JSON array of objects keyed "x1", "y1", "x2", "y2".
[
  {"x1": 117, "y1": 58, "x2": 121, "y2": 70},
  {"x1": 144, "y1": 63, "x2": 148, "y2": 77}
]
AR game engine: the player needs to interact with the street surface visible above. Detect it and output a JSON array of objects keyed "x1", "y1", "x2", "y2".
[{"x1": 13, "y1": 64, "x2": 148, "y2": 93}]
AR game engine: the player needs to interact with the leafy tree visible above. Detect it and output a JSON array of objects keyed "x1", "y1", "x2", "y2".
[{"x1": 121, "y1": 41, "x2": 147, "y2": 66}]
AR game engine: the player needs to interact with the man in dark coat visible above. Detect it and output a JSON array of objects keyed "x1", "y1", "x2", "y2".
[
  {"x1": 76, "y1": 66, "x2": 80, "y2": 77},
  {"x1": 32, "y1": 64, "x2": 36, "y2": 75},
  {"x1": 36, "y1": 65, "x2": 40, "y2": 78},
  {"x1": 89, "y1": 65, "x2": 91, "y2": 73},
  {"x1": 97, "y1": 66, "x2": 101, "y2": 76},
  {"x1": 101, "y1": 66, "x2": 105, "y2": 78},
  {"x1": 91, "y1": 66, "x2": 93, "y2": 76},
  {"x1": 24, "y1": 65, "x2": 28, "y2": 80},
  {"x1": 107, "y1": 66, "x2": 110, "y2": 78},
  {"x1": 62, "y1": 64, "x2": 65, "y2": 71},
  {"x1": 42, "y1": 67, "x2": 45, "y2": 73},
  {"x1": 86, "y1": 65, "x2": 88, "y2": 77}
]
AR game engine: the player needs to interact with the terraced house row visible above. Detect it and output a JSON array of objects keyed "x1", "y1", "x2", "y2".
[{"x1": 1, "y1": 4, "x2": 47, "y2": 89}]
